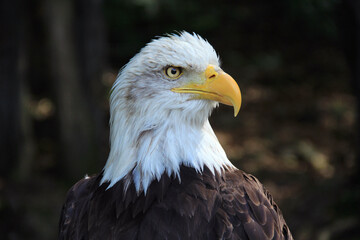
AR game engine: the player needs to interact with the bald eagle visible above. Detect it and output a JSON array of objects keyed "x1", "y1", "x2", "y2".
[{"x1": 59, "y1": 32, "x2": 293, "y2": 240}]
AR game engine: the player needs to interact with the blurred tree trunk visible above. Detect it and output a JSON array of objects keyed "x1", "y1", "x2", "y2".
[
  {"x1": 16, "y1": 2, "x2": 35, "y2": 181},
  {"x1": 42, "y1": 0, "x2": 106, "y2": 180},
  {"x1": 338, "y1": 0, "x2": 360, "y2": 176},
  {"x1": 75, "y1": 0, "x2": 108, "y2": 168},
  {"x1": 0, "y1": 0, "x2": 21, "y2": 177}
]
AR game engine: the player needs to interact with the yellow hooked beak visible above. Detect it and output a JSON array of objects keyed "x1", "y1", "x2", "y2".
[{"x1": 171, "y1": 65, "x2": 242, "y2": 117}]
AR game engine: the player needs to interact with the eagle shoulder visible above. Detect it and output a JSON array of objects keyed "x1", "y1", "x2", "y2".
[
  {"x1": 216, "y1": 169, "x2": 293, "y2": 240},
  {"x1": 59, "y1": 175, "x2": 98, "y2": 240}
]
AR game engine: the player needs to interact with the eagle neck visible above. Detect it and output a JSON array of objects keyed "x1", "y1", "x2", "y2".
[{"x1": 101, "y1": 98, "x2": 235, "y2": 193}]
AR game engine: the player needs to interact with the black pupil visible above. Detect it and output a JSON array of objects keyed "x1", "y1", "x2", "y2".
[{"x1": 171, "y1": 68, "x2": 177, "y2": 75}]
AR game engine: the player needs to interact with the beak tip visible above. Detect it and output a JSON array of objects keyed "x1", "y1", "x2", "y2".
[
  {"x1": 234, "y1": 107, "x2": 240, "y2": 117},
  {"x1": 231, "y1": 97, "x2": 241, "y2": 117}
]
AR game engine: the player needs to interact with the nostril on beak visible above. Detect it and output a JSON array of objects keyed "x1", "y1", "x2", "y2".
[{"x1": 209, "y1": 74, "x2": 216, "y2": 79}]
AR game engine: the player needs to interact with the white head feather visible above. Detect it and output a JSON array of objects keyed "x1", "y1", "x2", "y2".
[{"x1": 101, "y1": 32, "x2": 236, "y2": 193}]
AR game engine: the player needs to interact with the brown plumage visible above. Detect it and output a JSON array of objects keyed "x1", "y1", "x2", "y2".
[{"x1": 59, "y1": 165, "x2": 293, "y2": 240}]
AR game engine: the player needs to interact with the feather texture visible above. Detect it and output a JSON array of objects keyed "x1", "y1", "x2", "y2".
[{"x1": 59, "y1": 166, "x2": 293, "y2": 240}]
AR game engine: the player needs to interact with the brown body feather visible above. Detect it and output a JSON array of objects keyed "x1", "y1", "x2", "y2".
[{"x1": 59, "y1": 166, "x2": 293, "y2": 240}]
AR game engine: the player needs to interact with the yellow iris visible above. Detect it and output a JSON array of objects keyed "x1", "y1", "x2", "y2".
[{"x1": 165, "y1": 66, "x2": 182, "y2": 79}]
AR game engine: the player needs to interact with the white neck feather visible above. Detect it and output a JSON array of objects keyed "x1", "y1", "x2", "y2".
[{"x1": 100, "y1": 99, "x2": 235, "y2": 193}]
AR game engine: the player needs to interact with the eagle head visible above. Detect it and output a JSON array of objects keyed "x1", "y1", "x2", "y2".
[{"x1": 102, "y1": 32, "x2": 241, "y2": 192}]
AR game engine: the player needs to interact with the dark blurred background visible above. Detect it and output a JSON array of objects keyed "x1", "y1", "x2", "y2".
[{"x1": 1, "y1": 0, "x2": 359, "y2": 239}]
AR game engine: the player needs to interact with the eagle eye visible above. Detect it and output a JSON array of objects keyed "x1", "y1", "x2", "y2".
[{"x1": 165, "y1": 66, "x2": 182, "y2": 79}]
